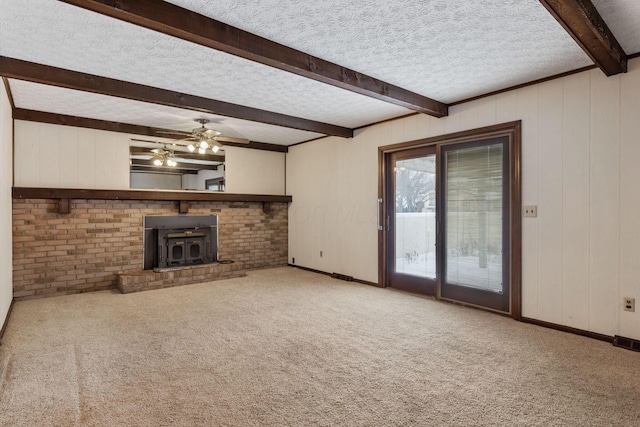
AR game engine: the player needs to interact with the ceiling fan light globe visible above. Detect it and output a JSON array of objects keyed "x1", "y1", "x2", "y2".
[
  {"x1": 167, "y1": 159, "x2": 177, "y2": 167},
  {"x1": 187, "y1": 144, "x2": 195, "y2": 152},
  {"x1": 199, "y1": 141, "x2": 209, "y2": 150},
  {"x1": 198, "y1": 147, "x2": 206, "y2": 155},
  {"x1": 153, "y1": 158, "x2": 163, "y2": 166},
  {"x1": 212, "y1": 145, "x2": 220, "y2": 153}
]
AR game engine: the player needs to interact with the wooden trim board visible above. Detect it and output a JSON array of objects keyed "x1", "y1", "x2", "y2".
[
  {"x1": 522, "y1": 317, "x2": 614, "y2": 343},
  {"x1": 12, "y1": 187, "x2": 292, "y2": 203},
  {"x1": 0, "y1": 299, "x2": 15, "y2": 346}
]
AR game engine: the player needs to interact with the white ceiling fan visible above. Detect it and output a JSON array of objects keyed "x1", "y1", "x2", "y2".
[
  {"x1": 129, "y1": 138, "x2": 225, "y2": 170},
  {"x1": 148, "y1": 146, "x2": 178, "y2": 167},
  {"x1": 129, "y1": 142, "x2": 181, "y2": 168},
  {"x1": 158, "y1": 119, "x2": 250, "y2": 154}
]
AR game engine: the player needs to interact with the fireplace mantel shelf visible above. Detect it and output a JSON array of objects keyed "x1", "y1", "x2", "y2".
[{"x1": 12, "y1": 187, "x2": 291, "y2": 214}]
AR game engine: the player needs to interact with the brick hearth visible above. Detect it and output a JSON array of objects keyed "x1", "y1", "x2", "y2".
[
  {"x1": 12, "y1": 198, "x2": 288, "y2": 300},
  {"x1": 117, "y1": 262, "x2": 247, "y2": 294}
]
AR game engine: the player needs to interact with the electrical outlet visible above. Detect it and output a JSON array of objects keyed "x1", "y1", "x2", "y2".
[
  {"x1": 624, "y1": 298, "x2": 635, "y2": 312},
  {"x1": 523, "y1": 206, "x2": 537, "y2": 218}
]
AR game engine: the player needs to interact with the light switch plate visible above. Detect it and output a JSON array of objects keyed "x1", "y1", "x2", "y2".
[{"x1": 523, "y1": 206, "x2": 537, "y2": 218}]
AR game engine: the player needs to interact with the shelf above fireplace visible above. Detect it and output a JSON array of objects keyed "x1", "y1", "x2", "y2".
[{"x1": 12, "y1": 187, "x2": 292, "y2": 214}]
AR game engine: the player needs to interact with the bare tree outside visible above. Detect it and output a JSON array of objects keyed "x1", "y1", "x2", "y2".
[{"x1": 395, "y1": 167, "x2": 435, "y2": 213}]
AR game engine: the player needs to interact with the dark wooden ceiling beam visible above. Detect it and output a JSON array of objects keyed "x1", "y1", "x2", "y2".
[
  {"x1": 58, "y1": 0, "x2": 448, "y2": 118},
  {"x1": 130, "y1": 159, "x2": 208, "y2": 173},
  {"x1": 130, "y1": 165, "x2": 198, "y2": 175},
  {"x1": 213, "y1": 140, "x2": 288, "y2": 152},
  {"x1": 14, "y1": 108, "x2": 176, "y2": 138},
  {"x1": 12, "y1": 108, "x2": 289, "y2": 153},
  {"x1": 130, "y1": 149, "x2": 226, "y2": 163},
  {"x1": 130, "y1": 166, "x2": 185, "y2": 175},
  {"x1": 539, "y1": 0, "x2": 627, "y2": 76},
  {"x1": 1, "y1": 57, "x2": 351, "y2": 138}
]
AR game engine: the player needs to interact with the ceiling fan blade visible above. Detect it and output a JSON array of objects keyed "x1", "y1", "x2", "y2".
[
  {"x1": 156, "y1": 130, "x2": 191, "y2": 136},
  {"x1": 203, "y1": 129, "x2": 221, "y2": 136},
  {"x1": 129, "y1": 153, "x2": 153, "y2": 159},
  {"x1": 214, "y1": 136, "x2": 250, "y2": 144}
]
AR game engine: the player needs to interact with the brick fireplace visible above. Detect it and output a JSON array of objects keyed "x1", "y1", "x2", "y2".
[{"x1": 12, "y1": 192, "x2": 289, "y2": 300}]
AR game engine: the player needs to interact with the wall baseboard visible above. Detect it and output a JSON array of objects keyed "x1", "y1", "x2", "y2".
[
  {"x1": 0, "y1": 298, "x2": 15, "y2": 346},
  {"x1": 287, "y1": 264, "x2": 381, "y2": 288},
  {"x1": 521, "y1": 317, "x2": 614, "y2": 343},
  {"x1": 285, "y1": 268, "x2": 620, "y2": 347}
]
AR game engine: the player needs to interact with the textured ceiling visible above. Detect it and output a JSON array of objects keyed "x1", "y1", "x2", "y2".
[
  {"x1": 593, "y1": 0, "x2": 640, "y2": 54},
  {"x1": 1, "y1": 0, "x2": 638, "y2": 146},
  {"x1": 0, "y1": 0, "x2": 410, "y2": 129},
  {"x1": 167, "y1": 0, "x2": 593, "y2": 103},
  {"x1": 9, "y1": 79, "x2": 323, "y2": 145}
]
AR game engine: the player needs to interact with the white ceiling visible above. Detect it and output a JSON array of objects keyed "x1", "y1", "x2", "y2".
[
  {"x1": 592, "y1": 0, "x2": 640, "y2": 53},
  {"x1": 167, "y1": 0, "x2": 592, "y2": 103},
  {"x1": 1, "y1": 0, "x2": 639, "y2": 146}
]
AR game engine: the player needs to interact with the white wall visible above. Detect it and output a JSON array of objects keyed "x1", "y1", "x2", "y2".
[
  {"x1": 14, "y1": 121, "x2": 130, "y2": 189},
  {"x1": 130, "y1": 172, "x2": 182, "y2": 190},
  {"x1": 225, "y1": 146, "x2": 285, "y2": 195},
  {"x1": 288, "y1": 57, "x2": 640, "y2": 340},
  {"x1": 182, "y1": 168, "x2": 225, "y2": 191},
  {"x1": 0, "y1": 82, "x2": 13, "y2": 330},
  {"x1": 14, "y1": 122, "x2": 285, "y2": 195}
]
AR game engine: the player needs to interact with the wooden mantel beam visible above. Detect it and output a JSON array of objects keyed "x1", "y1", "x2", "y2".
[
  {"x1": 0, "y1": 56, "x2": 352, "y2": 138},
  {"x1": 12, "y1": 187, "x2": 292, "y2": 203},
  {"x1": 58, "y1": 0, "x2": 448, "y2": 118},
  {"x1": 539, "y1": 0, "x2": 627, "y2": 76}
]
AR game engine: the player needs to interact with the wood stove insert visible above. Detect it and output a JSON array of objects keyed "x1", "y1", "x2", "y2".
[{"x1": 144, "y1": 215, "x2": 218, "y2": 270}]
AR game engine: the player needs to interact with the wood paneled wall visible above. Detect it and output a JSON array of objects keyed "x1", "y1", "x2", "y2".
[
  {"x1": 13, "y1": 122, "x2": 286, "y2": 196},
  {"x1": 0, "y1": 79, "x2": 13, "y2": 330},
  {"x1": 224, "y1": 146, "x2": 285, "y2": 195},
  {"x1": 287, "y1": 58, "x2": 640, "y2": 340},
  {"x1": 14, "y1": 121, "x2": 130, "y2": 189}
]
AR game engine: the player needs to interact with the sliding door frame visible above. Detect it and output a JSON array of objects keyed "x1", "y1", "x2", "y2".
[
  {"x1": 378, "y1": 121, "x2": 522, "y2": 319},
  {"x1": 384, "y1": 145, "x2": 438, "y2": 295}
]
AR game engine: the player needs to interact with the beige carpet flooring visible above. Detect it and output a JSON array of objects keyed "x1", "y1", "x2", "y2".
[{"x1": 1, "y1": 266, "x2": 639, "y2": 426}]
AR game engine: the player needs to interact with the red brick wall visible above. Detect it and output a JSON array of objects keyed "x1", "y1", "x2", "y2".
[{"x1": 12, "y1": 199, "x2": 288, "y2": 300}]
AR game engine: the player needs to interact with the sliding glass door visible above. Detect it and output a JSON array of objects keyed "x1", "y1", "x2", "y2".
[
  {"x1": 379, "y1": 123, "x2": 520, "y2": 317},
  {"x1": 440, "y1": 137, "x2": 510, "y2": 312}
]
